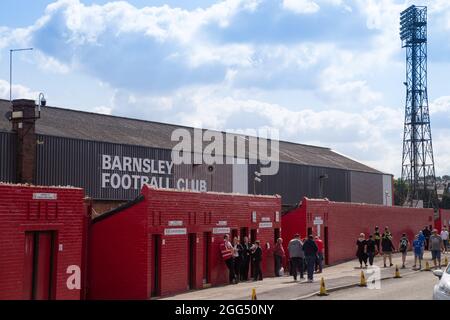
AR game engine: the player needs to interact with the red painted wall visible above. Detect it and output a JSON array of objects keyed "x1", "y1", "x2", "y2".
[
  {"x1": 282, "y1": 198, "x2": 434, "y2": 265},
  {"x1": 88, "y1": 185, "x2": 281, "y2": 299},
  {"x1": 0, "y1": 184, "x2": 86, "y2": 300},
  {"x1": 436, "y1": 209, "x2": 450, "y2": 232}
]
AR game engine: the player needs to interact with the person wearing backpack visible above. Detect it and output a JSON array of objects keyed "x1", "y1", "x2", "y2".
[
  {"x1": 381, "y1": 229, "x2": 395, "y2": 268},
  {"x1": 399, "y1": 233, "x2": 409, "y2": 269}
]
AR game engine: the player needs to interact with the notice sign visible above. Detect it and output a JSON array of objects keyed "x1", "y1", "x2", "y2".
[
  {"x1": 313, "y1": 217, "x2": 323, "y2": 225},
  {"x1": 168, "y1": 220, "x2": 183, "y2": 226},
  {"x1": 261, "y1": 217, "x2": 271, "y2": 222},
  {"x1": 259, "y1": 222, "x2": 273, "y2": 228},
  {"x1": 213, "y1": 227, "x2": 230, "y2": 234},
  {"x1": 216, "y1": 221, "x2": 227, "y2": 226},
  {"x1": 275, "y1": 211, "x2": 280, "y2": 222},
  {"x1": 33, "y1": 193, "x2": 57, "y2": 200},
  {"x1": 164, "y1": 228, "x2": 187, "y2": 236}
]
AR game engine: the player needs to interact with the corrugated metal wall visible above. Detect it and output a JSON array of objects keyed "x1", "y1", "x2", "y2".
[
  {"x1": 173, "y1": 158, "x2": 233, "y2": 193},
  {"x1": 350, "y1": 171, "x2": 383, "y2": 204},
  {"x1": 248, "y1": 162, "x2": 351, "y2": 205},
  {"x1": 382, "y1": 174, "x2": 393, "y2": 206},
  {"x1": 36, "y1": 135, "x2": 172, "y2": 200},
  {"x1": 0, "y1": 131, "x2": 17, "y2": 183},
  {"x1": 35, "y1": 134, "x2": 384, "y2": 206}
]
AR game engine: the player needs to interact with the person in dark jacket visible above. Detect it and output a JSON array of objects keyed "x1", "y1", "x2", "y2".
[
  {"x1": 356, "y1": 233, "x2": 368, "y2": 268},
  {"x1": 381, "y1": 229, "x2": 395, "y2": 267},
  {"x1": 303, "y1": 235, "x2": 318, "y2": 282},
  {"x1": 366, "y1": 234, "x2": 376, "y2": 266},
  {"x1": 240, "y1": 236, "x2": 251, "y2": 281},
  {"x1": 251, "y1": 240, "x2": 263, "y2": 281},
  {"x1": 232, "y1": 237, "x2": 243, "y2": 283},
  {"x1": 374, "y1": 226, "x2": 381, "y2": 254},
  {"x1": 422, "y1": 226, "x2": 431, "y2": 250}
]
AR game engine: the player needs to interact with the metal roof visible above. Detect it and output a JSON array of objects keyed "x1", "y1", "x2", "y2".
[{"x1": 0, "y1": 99, "x2": 382, "y2": 174}]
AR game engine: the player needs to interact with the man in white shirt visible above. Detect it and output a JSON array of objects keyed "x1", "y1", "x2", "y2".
[{"x1": 441, "y1": 226, "x2": 449, "y2": 253}]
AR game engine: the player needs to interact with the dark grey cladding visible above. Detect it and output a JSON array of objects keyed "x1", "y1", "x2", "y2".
[{"x1": 0, "y1": 131, "x2": 16, "y2": 183}]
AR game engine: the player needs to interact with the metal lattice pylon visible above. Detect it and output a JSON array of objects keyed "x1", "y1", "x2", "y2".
[{"x1": 399, "y1": 5, "x2": 438, "y2": 208}]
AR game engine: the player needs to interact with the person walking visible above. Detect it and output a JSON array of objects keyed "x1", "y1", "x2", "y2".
[
  {"x1": 398, "y1": 233, "x2": 409, "y2": 269},
  {"x1": 251, "y1": 240, "x2": 263, "y2": 281},
  {"x1": 314, "y1": 236, "x2": 324, "y2": 273},
  {"x1": 220, "y1": 234, "x2": 236, "y2": 284},
  {"x1": 381, "y1": 229, "x2": 395, "y2": 267},
  {"x1": 366, "y1": 234, "x2": 376, "y2": 266},
  {"x1": 440, "y1": 226, "x2": 449, "y2": 253},
  {"x1": 356, "y1": 233, "x2": 368, "y2": 269},
  {"x1": 423, "y1": 226, "x2": 431, "y2": 251},
  {"x1": 232, "y1": 237, "x2": 243, "y2": 283},
  {"x1": 287, "y1": 233, "x2": 305, "y2": 281},
  {"x1": 412, "y1": 234, "x2": 424, "y2": 270},
  {"x1": 274, "y1": 238, "x2": 285, "y2": 277},
  {"x1": 374, "y1": 226, "x2": 381, "y2": 255},
  {"x1": 240, "y1": 236, "x2": 251, "y2": 281},
  {"x1": 303, "y1": 234, "x2": 319, "y2": 283},
  {"x1": 429, "y1": 229, "x2": 445, "y2": 268}
]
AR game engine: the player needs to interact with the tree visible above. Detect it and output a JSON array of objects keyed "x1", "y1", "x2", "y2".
[
  {"x1": 393, "y1": 179, "x2": 409, "y2": 206},
  {"x1": 440, "y1": 184, "x2": 450, "y2": 209}
]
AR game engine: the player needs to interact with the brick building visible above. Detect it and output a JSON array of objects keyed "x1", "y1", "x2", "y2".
[
  {"x1": 87, "y1": 185, "x2": 281, "y2": 299},
  {"x1": 0, "y1": 183, "x2": 87, "y2": 300},
  {"x1": 282, "y1": 197, "x2": 434, "y2": 265}
]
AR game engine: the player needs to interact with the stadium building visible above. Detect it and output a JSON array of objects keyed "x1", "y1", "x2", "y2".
[{"x1": 0, "y1": 99, "x2": 393, "y2": 213}]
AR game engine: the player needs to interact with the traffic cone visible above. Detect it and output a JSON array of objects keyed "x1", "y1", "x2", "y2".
[
  {"x1": 394, "y1": 265, "x2": 402, "y2": 278},
  {"x1": 317, "y1": 277, "x2": 329, "y2": 296},
  {"x1": 424, "y1": 261, "x2": 431, "y2": 271},
  {"x1": 359, "y1": 270, "x2": 367, "y2": 287},
  {"x1": 251, "y1": 288, "x2": 257, "y2": 300}
]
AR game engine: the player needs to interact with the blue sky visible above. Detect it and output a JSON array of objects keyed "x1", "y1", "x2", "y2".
[{"x1": 0, "y1": 0, "x2": 449, "y2": 177}]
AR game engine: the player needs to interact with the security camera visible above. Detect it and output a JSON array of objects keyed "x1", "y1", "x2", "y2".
[{"x1": 254, "y1": 177, "x2": 262, "y2": 183}]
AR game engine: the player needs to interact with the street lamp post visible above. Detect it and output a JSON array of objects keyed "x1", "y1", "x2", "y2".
[{"x1": 9, "y1": 48, "x2": 33, "y2": 102}]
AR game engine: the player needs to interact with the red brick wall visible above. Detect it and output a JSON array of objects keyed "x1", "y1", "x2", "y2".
[
  {"x1": 436, "y1": 209, "x2": 450, "y2": 232},
  {"x1": 88, "y1": 186, "x2": 281, "y2": 299},
  {"x1": 88, "y1": 198, "x2": 149, "y2": 300},
  {"x1": 282, "y1": 198, "x2": 434, "y2": 265},
  {"x1": 0, "y1": 184, "x2": 85, "y2": 300}
]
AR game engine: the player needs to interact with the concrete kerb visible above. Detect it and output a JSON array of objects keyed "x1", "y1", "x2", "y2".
[{"x1": 292, "y1": 269, "x2": 422, "y2": 300}]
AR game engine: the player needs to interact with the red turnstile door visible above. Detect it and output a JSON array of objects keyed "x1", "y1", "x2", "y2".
[{"x1": 23, "y1": 231, "x2": 55, "y2": 300}]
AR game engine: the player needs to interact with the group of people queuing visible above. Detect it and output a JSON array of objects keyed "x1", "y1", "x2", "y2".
[
  {"x1": 355, "y1": 225, "x2": 449, "y2": 270},
  {"x1": 287, "y1": 234, "x2": 325, "y2": 283},
  {"x1": 220, "y1": 234, "x2": 263, "y2": 284}
]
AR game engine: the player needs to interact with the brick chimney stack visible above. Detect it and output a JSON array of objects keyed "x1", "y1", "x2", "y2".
[{"x1": 10, "y1": 99, "x2": 38, "y2": 184}]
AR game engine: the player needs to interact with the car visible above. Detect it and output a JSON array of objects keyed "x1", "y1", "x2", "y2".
[{"x1": 433, "y1": 263, "x2": 450, "y2": 300}]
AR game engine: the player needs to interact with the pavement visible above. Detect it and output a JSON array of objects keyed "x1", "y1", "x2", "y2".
[
  {"x1": 307, "y1": 270, "x2": 437, "y2": 300},
  {"x1": 162, "y1": 251, "x2": 449, "y2": 300}
]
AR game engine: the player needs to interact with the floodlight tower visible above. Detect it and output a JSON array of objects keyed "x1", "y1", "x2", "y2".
[{"x1": 400, "y1": 5, "x2": 437, "y2": 208}]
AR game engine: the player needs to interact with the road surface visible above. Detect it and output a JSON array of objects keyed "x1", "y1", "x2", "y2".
[{"x1": 308, "y1": 270, "x2": 438, "y2": 300}]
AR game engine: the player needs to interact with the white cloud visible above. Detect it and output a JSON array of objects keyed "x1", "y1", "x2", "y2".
[
  {"x1": 431, "y1": 96, "x2": 450, "y2": 114},
  {"x1": 0, "y1": 79, "x2": 38, "y2": 101},
  {"x1": 282, "y1": 0, "x2": 320, "y2": 14}
]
